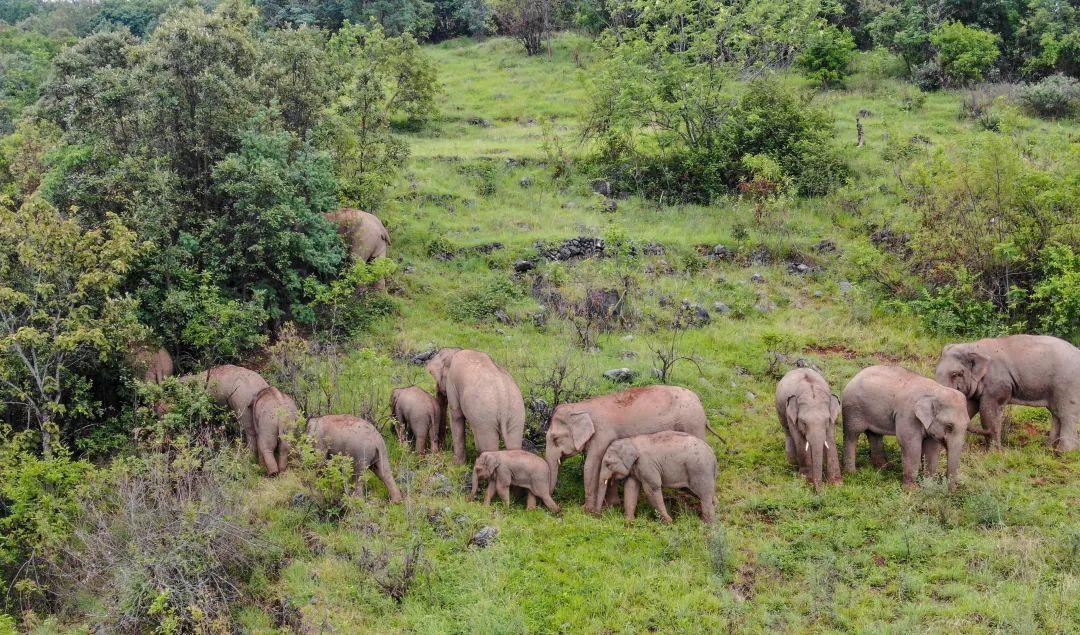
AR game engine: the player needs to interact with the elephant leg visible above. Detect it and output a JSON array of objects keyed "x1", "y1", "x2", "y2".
[
  {"x1": 415, "y1": 431, "x2": 427, "y2": 456},
  {"x1": 526, "y1": 492, "x2": 537, "y2": 511},
  {"x1": 1049, "y1": 402, "x2": 1079, "y2": 452},
  {"x1": 430, "y1": 419, "x2": 441, "y2": 453},
  {"x1": 503, "y1": 420, "x2": 524, "y2": 451},
  {"x1": 540, "y1": 490, "x2": 561, "y2": 514},
  {"x1": 582, "y1": 451, "x2": 604, "y2": 513},
  {"x1": 260, "y1": 444, "x2": 280, "y2": 477},
  {"x1": 922, "y1": 436, "x2": 941, "y2": 479},
  {"x1": 698, "y1": 492, "x2": 715, "y2": 524},
  {"x1": 843, "y1": 425, "x2": 861, "y2": 474},
  {"x1": 374, "y1": 453, "x2": 403, "y2": 502},
  {"x1": 275, "y1": 436, "x2": 290, "y2": 474},
  {"x1": 603, "y1": 479, "x2": 621, "y2": 510},
  {"x1": 788, "y1": 427, "x2": 809, "y2": 476},
  {"x1": 622, "y1": 478, "x2": 639, "y2": 520},
  {"x1": 900, "y1": 439, "x2": 922, "y2": 489},
  {"x1": 483, "y1": 481, "x2": 495, "y2": 505},
  {"x1": 496, "y1": 480, "x2": 511, "y2": 507},
  {"x1": 979, "y1": 401, "x2": 1004, "y2": 450},
  {"x1": 642, "y1": 483, "x2": 672, "y2": 524},
  {"x1": 825, "y1": 435, "x2": 843, "y2": 485},
  {"x1": 449, "y1": 407, "x2": 467, "y2": 464},
  {"x1": 867, "y1": 432, "x2": 887, "y2": 469}
]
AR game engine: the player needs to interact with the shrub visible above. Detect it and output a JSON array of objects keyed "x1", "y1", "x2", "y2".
[
  {"x1": 797, "y1": 26, "x2": 856, "y2": 88},
  {"x1": 448, "y1": 278, "x2": 520, "y2": 322},
  {"x1": 930, "y1": 22, "x2": 1000, "y2": 87},
  {"x1": 1029, "y1": 245, "x2": 1080, "y2": 344},
  {"x1": 1018, "y1": 74, "x2": 1079, "y2": 119},
  {"x1": 906, "y1": 272, "x2": 1005, "y2": 339}
]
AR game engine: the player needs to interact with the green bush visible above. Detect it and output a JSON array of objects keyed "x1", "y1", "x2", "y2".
[
  {"x1": 1029, "y1": 245, "x2": 1080, "y2": 344},
  {"x1": 930, "y1": 21, "x2": 1000, "y2": 87},
  {"x1": 448, "y1": 278, "x2": 520, "y2": 322},
  {"x1": 1018, "y1": 74, "x2": 1079, "y2": 119},
  {"x1": 797, "y1": 26, "x2": 856, "y2": 88}
]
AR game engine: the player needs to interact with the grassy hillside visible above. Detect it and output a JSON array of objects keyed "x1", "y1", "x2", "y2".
[{"x1": 46, "y1": 36, "x2": 1078, "y2": 633}]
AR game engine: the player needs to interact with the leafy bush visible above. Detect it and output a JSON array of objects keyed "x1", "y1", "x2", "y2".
[
  {"x1": 1028, "y1": 245, "x2": 1080, "y2": 343},
  {"x1": 307, "y1": 259, "x2": 397, "y2": 341},
  {"x1": 798, "y1": 26, "x2": 856, "y2": 88},
  {"x1": 448, "y1": 278, "x2": 520, "y2": 322},
  {"x1": 171, "y1": 284, "x2": 270, "y2": 364},
  {"x1": 906, "y1": 270, "x2": 1005, "y2": 339},
  {"x1": 1018, "y1": 74, "x2": 1079, "y2": 119},
  {"x1": 930, "y1": 22, "x2": 1000, "y2": 87}
]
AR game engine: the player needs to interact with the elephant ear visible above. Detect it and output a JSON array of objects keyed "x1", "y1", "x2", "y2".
[
  {"x1": 614, "y1": 441, "x2": 640, "y2": 471},
  {"x1": 964, "y1": 350, "x2": 991, "y2": 383},
  {"x1": 567, "y1": 411, "x2": 596, "y2": 452},
  {"x1": 829, "y1": 394, "x2": 841, "y2": 423},
  {"x1": 785, "y1": 395, "x2": 800, "y2": 428},
  {"x1": 425, "y1": 350, "x2": 454, "y2": 391},
  {"x1": 914, "y1": 397, "x2": 935, "y2": 432},
  {"x1": 480, "y1": 452, "x2": 500, "y2": 471}
]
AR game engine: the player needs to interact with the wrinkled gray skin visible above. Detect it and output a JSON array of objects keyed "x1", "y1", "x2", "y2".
[
  {"x1": 598, "y1": 431, "x2": 717, "y2": 523},
  {"x1": 130, "y1": 346, "x2": 174, "y2": 384},
  {"x1": 250, "y1": 386, "x2": 297, "y2": 476},
  {"x1": 325, "y1": 208, "x2": 390, "y2": 262},
  {"x1": 775, "y1": 368, "x2": 842, "y2": 489},
  {"x1": 545, "y1": 385, "x2": 710, "y2": 513},
  {"x1": 843, "y1": 365, "x2": 970, "y2": 492},
  {"x1": 390, "y1": 386, "x2": 444, "y2": 455},
  {"x1": 182, "y1": 365, "x2": 269, "y2": 453},
  {"x1": 935, "y1": 335, "x2": 1080, "y2": 452},
  {"x1": 426, "y1": 348, "x2": 525, "y2": 464},
  {"x1": 307, "y1": 415, "x2": 404, "y2": 502},
  {"x1": 469, "y1": 450, "x2": 560, "y2": 513}
]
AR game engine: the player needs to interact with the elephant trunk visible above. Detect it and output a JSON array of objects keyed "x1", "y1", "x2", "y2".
[
  {"x1": 597, "y1": 466, "x2": 613, "y2": 511},
  {"x1": 946, "y1": 435, "x2": 964, "y2": 493},
  {"x1": 469, "y1": 468, "x2": 479, "y2": 500},
  {"x1": 546, "y1": 449, "x2": 562, "y2": 492},
  {"x1": 808, "y1": 427, "x2": 826, "y2": 490}
]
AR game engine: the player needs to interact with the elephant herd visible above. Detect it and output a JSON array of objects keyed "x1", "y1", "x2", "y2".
[{"x1": 138, "y1": 323, "x2": 1079, "y2": 523}]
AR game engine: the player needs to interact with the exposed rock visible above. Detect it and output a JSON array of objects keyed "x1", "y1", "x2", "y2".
[
  {"x1": 469, "y1": 526, "x2": 499, "y2": 548},
  {"x1": 604, "y1": 368, "x2": 638, "y2": 383},
  {"x1": 858, "y1": 109, "x2": 873, "y2": 118},
  {"x1": 620, "y1": 350, "x2": 638, "y2": 359},
  {"x1": 712, "y1": 301, "x2": 730, "y2": 314},
  {"x1": 869, "y1": 226, "x2": 912, "y2": 257},
  {"x1": 748, "y1": 247, "x2": 773, "y2": 265},
  {"x1": 712, "y1": 244, "x2": 733, "y2": 259},
  {"x1": 411, "y1": 349, "x2": 438, "y2": 365},
  {"x1": 659, "y1": 294, "x2": 673, "y2": 307},
  {"x1": 519, "y1": 177, "x2": 532, "y2": 188},
  {"x1": 289, "y1": 493, "x2": 312, "y2": 509},
  {"x1": 467, "y1": 116, "x2": 492, "y2": 128},
  {"x1": 751, "y1": 273, "x2": 766, "y2": 284},
  {"x1": 813, "y1": 290, "x2": 824, "y2": 298},
  {"x1": 600, "y1": 198, "x2": 618, "y2": 213},
  {"x1": 561, "y1": 201, "x2": 577, "y2": 209},
  {"x1": 643, "y1": 243, "x2": 665, "y2": 256},
  {"x1": 591, "y1": 179, "x2": 612, "y2": 196},
  {"x1": 745, "y1": 391, "x2": 757, "y2": 402},
  {"x1": 404, "y1": 265, "x2": 416, "y2": 274},
  {"x1": 813, "y1": 239, "x2": 837, "y2": 253},
  {"x1": 734, "y1": 366, "x2": 750, "y2": 376},
  {"x1": 788, "y1": 262, "x2": 812, "y2": 274},
  {"x1": 839, "y1": 280, "x2": 852, "y2": 294},
  {"x1": 513, "y1": 260, "x2": 536, "y2": 273},
  {"x1": 536, "y1": 236, "x2": 605, "y2": 261},
  {"x1": 681, "y1": 300, "x2": 711, "y2": 325}
]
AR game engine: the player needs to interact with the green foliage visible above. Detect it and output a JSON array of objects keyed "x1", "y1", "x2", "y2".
[
  {"x1": 448, "y1": 277, "x2": 520, "y2": 322},
  {"x1": 0, "y1": 25, "x2": 67, "y2": 135},
  {"x1": 1028, "y1": 245, "x2": 1080, "y2": 343},
  {"x1": 178, "y1": 285, "x2": 271, "y2": 364},
  {"x1": 491, "y1": 0, "x2": 560, "y2": 55},
  {"x1": 906, "y1": 269, "x2": 1004, "y2": 339},
  {"x1": 798, "y1": 25, "x2": 856, "y2": 88},
  {"x1": 1018, "y1": 73, "x2": 1080, "y2": 119},
  {"x1": 930, "y1": 21, "x2": 1000, "y2": 87},
  {"x1": 307, "y1": 258, "x2": 397, "y2": 340}
]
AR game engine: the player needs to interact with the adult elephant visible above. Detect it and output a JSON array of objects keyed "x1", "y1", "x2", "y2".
[
  {"x1": 182, "y1": 365, "x2": 269, "y2": 453},
  {"x1": 545, "y1": 385, "x2": 712, "y2": 513},
  {"x1": 325, "y1": 208, "x2": 390, "y2": 263},
  {"x1": 425, "y1": 348, "x2": 525, "y2": 464},
  {"x1": 935, "y1": 335, "x2": 1080, "y2": 452},
  {"x1": 130, "y1": 345, "x2": 174, "y2": 384}
]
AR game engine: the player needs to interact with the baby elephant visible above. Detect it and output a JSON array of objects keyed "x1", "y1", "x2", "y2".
[
  {"x1": 307, "y1": 415, "x2": 404, "y2": 502},
  {"x1": 470, "y1": 450, "x2": 560, "y2": 513},
  {"x1": 843, "y1": 365, "x2": 970, "y2": 492},
  {"x1": 598, "y1": 431, "x2": 717, "y2": 523},
  {"x1": 390, "y1": 386, "x2": 443, "y2": 455},
  {"x1": 250, "y1": 386, "x2": 298, "y2": 476},
  {"x1": 775, "y1": 368, "x2": 842, "y2": 489}
]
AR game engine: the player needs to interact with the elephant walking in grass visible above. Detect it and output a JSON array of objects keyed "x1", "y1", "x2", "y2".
[
  {"x1": 935, "y1": 335, "x2": 1080, "y2": 452},
  {"x1": 469, "y1": 450, "x2": 560, "y2": 513},
  {"x1": 598, "y1": 431, "x2": 717, "y2": 523},
  {"x1": 775, "y1": 368, "x2": 842, "y2": 489},
  {"x1": 545, "y1": 385, "x2": 713, "y2": 513},
  {"x1": 325, "y1": 208, "x2": 390, "y2": 262},
  {"x1": 250, "y1": 386, "x2": 298, "y2": 476},
  {"x1": 391, "y1": 386, "x2": 444, "y2": 454},
  {"x1": 181, "y1": 365, "x2": 269, "y2": 453},
  {"x1": 426, "y1": 348, "x2": 525, "y2": 464},
  {"x1": 307, "y1": 415, "x2": 404, "y2": 502},
  {"x1": 843, "y1": 365, "x2": 970, "y2": 492}
]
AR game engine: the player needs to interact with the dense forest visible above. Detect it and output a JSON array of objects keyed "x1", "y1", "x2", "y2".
[{"x1": 0, "y1": 0, "x2": 1078, "y2": 631}]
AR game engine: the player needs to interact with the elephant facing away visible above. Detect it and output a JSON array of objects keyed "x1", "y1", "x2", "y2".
[
  {"x1": 469, "y1": 450, "x2": 560, "y2": 514},
  {"x1": 545, "y1": 385, "x2": 712, "y2": 513},
  {"x1": 426, "y1": 348, "x2": 525, "y2": 464},
  {"x1": 390, "y1": 386, "x2": 444, "y2": 455},
  {"x1": 935, "y1": 335, "x2": 1080, "y2": 452},
  {"x1": 775, "y1": 368, "x2": 842, "y2": 489},
  {"x1": 181, "y1": 365, "x2": 269, "y2": 452},
  {"x1": 130, "y1": 345, "x2": 174, "y2": 384},
  {"x1": 325, "y1": 208, "x2": 390, "y2": 263},
  {"x1": 307, "y1": 415, "x2": 404, "y2": 502},
  {"x1": 598, "y1": 431, "x2": 717, "y2": 523},
  {"x1": 843, "y1": 365, "x2": 970, "y2": 492},
  {"x1": 250, "y1": 386, "x2": 298, "y2": 476}
]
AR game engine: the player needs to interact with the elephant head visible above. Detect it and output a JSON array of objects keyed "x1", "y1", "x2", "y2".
[
  {"x1": 935, "y1": 344, "x2": 990, "y2": 404},
  {"x1": 597, "y1": 439, "x2": 638, "y2": 508},
  {"x1": 424, "y1": 348, "x2": 462, "y2": 396},
  {"x1": 786, "y1": 392, "x2": 840, "y2": 489},
  {"x1": 915, "y1": 390, "x2": 969, "y2": 492},
  {"x1": 469, "y1": 452, "x2": 500, "y2": 500},
  {"x1": 545, "y1": 408, "x2": 595, "y2": 489}
]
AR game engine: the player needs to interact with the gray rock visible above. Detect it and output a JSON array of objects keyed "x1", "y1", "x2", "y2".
[
  {"x1": 745, "y1": 391, "x2": 757, "y2": 402},
  {"x1": 681, "y1": 300, "x2": 711, "y2": 325},
  {"x1": 591, "y1": 180, "x2": 613, "y2": 196},
  {"x1": 561, "y1": 201, "x2": 577, "y2": 209},
  {"x1": 513, "y1": 260, "x2": 535, "y2": 273},
  {"x1": 600, "y1": 198, "x2": 618, "y2": 213},
  {"x1": 712, "y1": 302, "x2": 730, "y2": 314},
  {"x1": 411, "y1": 349, "x2": 438, "y2": 365},
  {"x1": 643, "y1": 243, "x2": 665, "y2": 256},
  {"x1": 814, "y1": 239, "x2": 837, "y2": 253},
  {"x1": 620, "y1": 350, "x2": 638, "y2": 359},
  {"x1": 289, "y1": 493, "x2": 312, "y2": 508},
  {"x1": 839, "y1": 280, "x2": 852, "y2": 294},
  {"x1": 467, "y1": 116, "x2": 492, "y2": 128},
  {"x1": 519, "y1": 177, "x2": 532, "y2": 188},
  {"x1": 813, "y1": 290, "x2": 824, "y2": 298},
  {"x1": 712, "y1": 244, "x2": 733, "y2": 259},
  {"x1": 604, "y1": 368, "x2": 638, "y2": 383},
  {"x1": 751, "y1": 273, "x2": 766, "y2": 284},
  {"x1": 652, "y1": 368, "x2": 663, "y2": 378},
  {"x1": 404, "y1": 265, "x2": 416, "y2": 274},
  {"x1": 469, "y1": 526, "x2": 499, "y2": 548},
  {"x1": 734, "y1": 366, "x2": 750, "y2": 376},
  {"x1": 789, "y1": 263, "x2": 811, "y2": 274}
]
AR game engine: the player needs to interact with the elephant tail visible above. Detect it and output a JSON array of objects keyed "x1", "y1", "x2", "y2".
[{"x1": 705, "y1": 423, "x2": 727, "y2": 445}]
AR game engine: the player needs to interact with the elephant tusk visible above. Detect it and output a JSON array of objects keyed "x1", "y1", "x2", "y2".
[
  {"x1": 805, "y1": 441, "x2": 809, "y2": 452},
  {"x1": 824, "y1": 441, "x2": 830, "y2": 449}
]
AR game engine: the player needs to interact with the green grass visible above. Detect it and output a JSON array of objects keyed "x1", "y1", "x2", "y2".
[{"x1": 232, "y1": 36, "x2": 1080, "y2": 632}]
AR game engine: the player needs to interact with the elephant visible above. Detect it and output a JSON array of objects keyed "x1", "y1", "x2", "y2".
[
  {"x1": 250, "y1": 386, "x2": 298, "y2": 476},
  {"x1": 598, "y1": 431, "x2": 717, "y2": 523},
  {"x1": 469, "y1": 450, "x2": 560, "y2": 513},
  {"x1": 306, "y1": 415, "x2": 404, "y2": 502},
  {"x1": 842, "y1": 365, "x2": 970, "y2": 492},
  {"x1": 390, "y1": 386, "x2": 444, "y2": 455},
  {"x1": 775, "y1": 368, "x2": 842, "y2": 489},
  {"x1": 130, "y1": 345, "x2": 174, "y2": 384},
  {"x1": 325, "y1": 208, "x2": 390, "y2": 263},
  {"x1": 181, "y1": 365, "x2": 269, "y2": 452},
  {"x1": 935, "y1": 335, "x2": 1080, "y2": 452},
  {"x1": 544, "y1": 385, "x2": 712, "y2": 514},
  {"x1": 425, "y1": 348, "x2": 525, "y2": 464}
]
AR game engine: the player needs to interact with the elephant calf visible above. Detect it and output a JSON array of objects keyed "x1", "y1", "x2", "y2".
[
  {"x1": 775, "y1": 368, "x2": 842, "y2": 489},
  {"x1": 598, "y1": 431, "x2": 717, "y2": 523},
  {"x1": 251, "y1": 386, "x2": 298, "y2": 476},
  {"x1": 843, "y1": 365, "x2": 970, "y2": 492},
  {"x1": 307, "y1": 415, "x2": 404, "y2": 502},
  {"x1": 470, "y1": 450, "x2": 560, "y2": 514},
  {"x1": 391, "y1": 386, "x2": 444, "y2": 455}
]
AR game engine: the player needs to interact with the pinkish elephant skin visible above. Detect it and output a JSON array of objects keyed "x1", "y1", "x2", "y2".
[
  {"x1": 307, "y1": 415, "x2": 404, "y2": 502},
  {"x1": 250, "y1": 386, "x2": 298, "y2": 476},
  {"x1": 775, "y1": 368, "x2": 841, "y2": 490},
  {"x1": 391, "y1": 385, "x2": 444, "y2": 454},
  {"x1": 470, "y1": 450, "x2": 560, "y2": 514}
]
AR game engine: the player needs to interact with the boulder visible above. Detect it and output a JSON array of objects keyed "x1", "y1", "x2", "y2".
[
  {"x1": 469, "y1": 527, "x2": 499, "y2": 548},
  {"x1": 600, "y1": 198, "x2": 618, "y2": 213},
  {"x1": 513, "y1": 260, "x2": 536, "y2": 273},
  {"x1": 590, "y1": 179, "x2": 612, "y2": 196},
  {"x1": 604, "y1": 368, "x2": 638, "y2": 383},
  {"x1": 712, "y1": 301, "x2": 730, "y2": 314},
  {"x1": 751, "y1": 273, "x2": 766, "y2": 284}
]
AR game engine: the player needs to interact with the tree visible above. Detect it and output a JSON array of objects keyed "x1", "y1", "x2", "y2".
[
  {"x1": 492, "y1": 0, "x2": 557, "y2": 55},
  {"x1": 798, "y1": 25, "x2": 856, "y2": 87},
  {"x1": 0, "y1": 197, "x2": 147, "y2": 456},
  {"x1": 930, "y1": 21, "x2": 1000, "y2": 86}
]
